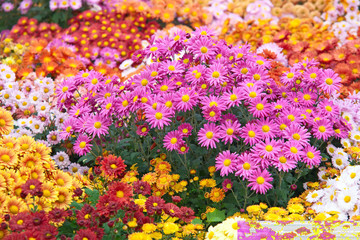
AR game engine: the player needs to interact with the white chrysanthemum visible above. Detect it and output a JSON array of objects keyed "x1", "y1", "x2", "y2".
[
  {"x1": 36, "y1": 101, "x2": 51, "y2": 114},
  {"x1": 332, "y1": 154, "x2": 349, "y2": 170},
  {"x1": 218, "y1": 217, "x2": 245, "y2": 239},
  {"x1": 205, "y1": 224, "x2": 227, "y2": 240},
  {"x1": 350, "y1": 130, "x2": 360, "y2": 142},
  {"x1": 342, "y1": 111, "x2": 354, "y2": 124},
  {"x1": 0, "y1": 89, "x2": 13, "y2": 102},
  {"x1": 334, "y1": 148, "x2": 348, "y2": 157},
  {"x1": 312, "y1": 201, "x2": 325, "y2": 213},
  {"x1": 12, "y1": 90, "x2": 25, "y2": 104},
  {"x1": 4, "y1": 81, "x2": 19, "y2": 91},
  {"x1": 341, "y1": 138, "x2": 352, "y2": 148},
  {"x1": 29, "y1": 92, "x2": 44, "y2": 105},
  {"x1": 0, "y1": 69, "x2": 16, "y2": 82},
  {"x1": 119, "y1": 59, "x2": 134, "y2": 70},
  {"x1": 326, "y1": 144, "x2": 337, "y2": 156},
  {"x1": 306, "y1": 189, "x2": 325, "y2": 203},
  {"x1": 53, "y1": 151, "x2": 70, "y2": 169},
  {"x1": 339, "y1": 165, "x2": 360, "y2": 186},
  {"x1": 67, "y1": 163, "x2": 85, "y2": 175},
  {"x1": 337, "y1": 188, "x2": 359, "y2": 212},
  {"x1": 31, "y1": 119, "x2": 45, "y2": 134},
  {"x1": 18, "y1": 97, "x2": 30, "y2": 110},
  {"x1": 15, "y1": 118, "x2": 30, "y2": 128},
  {"x1": 18, "y1": 128, "x2": 33, "y2": 137},
  {"x1": 322, "y1": 186, "x2": 337, "y2": 205}
]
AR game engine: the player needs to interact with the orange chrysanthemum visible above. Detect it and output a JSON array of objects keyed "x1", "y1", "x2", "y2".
[
  {"x1": 209, "y1": 187, "x2": 225, "y2": 203},
  {"x1": 0, "y1": 108, "x2": 13, "y2": 136},
  {"x1": 0, "y1": 147, "x2": 17, "y2": 168}
]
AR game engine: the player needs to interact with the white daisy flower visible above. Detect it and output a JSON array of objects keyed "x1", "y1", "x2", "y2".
[
  {"x1": 318, "y1": 170, "x2": 328, "y2": 181},
  {"x1": 326, "y1": 144, "x2": 337, "y2": 156},
  {"x1": 332, "y1": 154, "x2": 349, "y2": 170},
  {"x1": 350, "y1": 130, "x2": 360, "y2": 142},
  {"x1": 337, "y1": 188, "x2": 359, "y2": 212},
  {"x1": 341, "y1": 138, "x2": 352, "y2": 148},
  {"x1": 306, "y1": 189, "x2": 325, "y2": 203},
  {"x1": 31, "y1": 119, "x2": 45, "y2": 134},
  {"x1": 119, "y1": 59, "x2": 134, "y2": 70},
  {"x1": 53, "y1": 151, "x2": 70, "y2": 169},
  {"x1": 339, "y1": 165, "x2": 360, "y2": 186}
]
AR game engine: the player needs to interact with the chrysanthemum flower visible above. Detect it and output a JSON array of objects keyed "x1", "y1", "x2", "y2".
[
  {"x1": 73, "y1": 134, "x2": 93, "y2": 156},
  {"x1": 84, "y1": 115, "x2": 110, "y2": 138},
  {"x1": 206, "y1": 61, "x2": 228, "y2": 86},
  {"x1": 235, "y1": 152, "x2": 258, "y2": 180},
  {"x1": 0, "y1": 146, "x2": 17, "y2": 167},
  {"x1": 218, "y1": 120, "x2": 241, "y2": 144},
  {"x1": 222, "y1": 179, "x2": 233, "y2": 192},
  {"x1": 145, "y1": 196, "x2": 165, "y2": 215},
  {"x1": 163, "y1": 130, "x2": 184, "y2": 152},
  {"x1": 249, "y1": 98, "x2": 271, "y2": 118},
  {"x1": 284, "y1": 141, "x2": 303, "y2": 161},
  {"x1": 239, "y1": 122, "x2": 262, "y2": 145},
  {"x1": 253, "y1": 139, "x2": 281, "y2": 159},
  {"x1": 215, "y1": 150, "x2": 239, "y2": 177},
  {"x1": 178, "y1": 123, "x2": 192, "y2": 137},
  {"x1": 320, "y1": 69, "x2": 341, "y2": 94},
  {"x1": 0, "y1": 108, "x2": 13, "y2": 135},
  {"x1": 284, "y1": 125, "x2": 310, "y2": 146},
  {"x1": 209, "y1": 187, "x2": 225, "y2": 203},
  {"x1": 189, "y1": 37, "x2": 216, "y2": 62},
  {"x1": 197, "y1": 122, "x2": 220, "y2": 149},
  {"x1": 248, "y1": 169, "x2": 273, "y2": 194},
  {"x1": 273, "y1": 154, "x2": 297, "y2": 172},
  {"x1": 145, "y1": 105, "x2": 172, "y2": 129},
  {"x1": 312, "y1": 119, "x2": 333, "y2": 141},
  {"x1": 100, "y1": 155, "x2": 126, "y2": 178},
  {"x1": 175, "y1": 88, "x2": 198, "y2": 112},
  {"x1": 21, "y1": 179, "x2": 42, "y2": 196},
  {"x1": 300, "y1": 145, "x2": 321, "y2": 167},
  {"x1": 108, "y1": 181, "x2": 133, "y2": 205}
]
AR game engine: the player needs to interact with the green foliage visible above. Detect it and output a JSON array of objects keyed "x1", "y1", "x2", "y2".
[{"x1": 206, "y1": 209, "x2": 226, "y2": 223}]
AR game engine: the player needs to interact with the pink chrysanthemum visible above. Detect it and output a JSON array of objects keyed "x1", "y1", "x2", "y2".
[
  {"x1": 284, "y1": 125, "x2": 310, "y2": 146},
  {"x1": 272, "y1": 154, "x2": 297, "y2": 172},
  {"x1": 197, "y1": 122, "x2": 220, "y2": 149},
  {"x1": 178, "y1": 123, "x2": 193, "y2": 137},
  {"x1": 74, "y1": 134, "x2": 93, "y2": 156},
  {"x1": 215, "y1": 150, "x2": 239, "y2": 177},
  {"x1": 320, "y1": 69, "x2": 341, "y2": 94},
  {"x1": 203, "y1": 106, "x2": 221, "y2": 122},
  {"x1": 163, "y1": 131, "x2": 184, "y2": 151},
  {"x1": 256, "y1": 118, "x2": 277, "y2": 140},
  {"x1": 206, "y1": 61, "x2": 228, "y2": 87},
  {"x1": 239, "y1": 123, "x2": 262, "y2": 145},
  {"x1": 189, "y1": 37, "x2": 217, "y2": 62},
  {"x1": 219, "y1": 120, "x2": 241, "y2": 144},
  {"x1": 84, "y1": 115, "x2": 110, "y2": 138},
  {"x1": 222, "y1": 87, "x2": 242, "y2": 108},
  {"x1": 136, "y1": 124, "x2": 149, "y2": 136},
  {"x1": 248, "y1": 169, "x2": 273, "y2": 194},
  {"x1": 235, "y1": 152, "x2": 259, "y2": 180},
  {"x1": 312, "y1": 119, "x2": 333, "y2": 141},
  {"x1": 177, "y1": 143, "x2": 189, "y2": 154},
  {"x1": 175, "y1": 88, "x2": 198, "y2": 112},
  {"x1": 249, "y1": 98, "x2": 271, "y2": 118},
  {"x1": 222, "y1": 179, "x2": 233, "y2": 192},
  {"x1": 300, "y1": 145, "x2": 321, "y2": 167},
  {"x1": 252, "y1": 139, "x2": 281, "y2": 159},
  {"x1": 145, "y1": 105, "x2": 173, "y2": 129},
  {"x1": 284, "y1": 141, "x2": 303, "y2": 161}
]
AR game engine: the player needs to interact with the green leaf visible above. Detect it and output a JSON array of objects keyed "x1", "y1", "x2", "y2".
[
  {"x1": 85, "y1": 188, "x2": 100, "y2": 205},
  {"x1": 191, "y1": 218, "x2": 203, "y2": 225},
  {"x1": 206, "y1": 209, "x2": 226, "y2": 223},
  {"x1": 70, "y1": 201, "x2": 83, "y2": 210}
]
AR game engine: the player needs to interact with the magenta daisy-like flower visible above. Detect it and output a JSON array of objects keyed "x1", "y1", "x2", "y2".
[
  {"x1": 284, "y1": 141, "x2": 303, "y2": 161},
  {"x1": 200, "y1": 95, "x2": 226, "y2": 111},
  {"x1": 256, "y1": 118, "x2": 277, "y2": 140},
  {"x1": 220, "y1": 113, "x2": 238, "y2": 124},
  {"x1": 163, "y1": 131, "x2": 184, "y2": 151},
  {"x1": 320, "y1": 69, "x2": 341, "y2": 94},
  {"x1": 239, "y1": 122, "x2": 262, "y2": 145},
  {"x1": 145, "y1": 104, "x2": 172, "y2": 129},
  {"x1": 177, "y1": 143, "x2": 189, "y2": 154},
  {"x1": 219, "y1": 120, "x2": 241, "y2": 144},
  {"x1": 60, "y1": 118, "x2": 77, "y2": 140},
  {"x1": 284, "y1": 125, "x2": 310, "y2": 146},
  {"x1": 197, "y1": 122, "x2": 220, "y2": 149},
  {"x1": 160, "y1": 60, "x2": 185, "y2": 76},
  {"x1": 302, "y1": 67, "x2": 323, "y2": 85},
  {"x1": 206, "y1": 61, "x2": 228, "y2": 87},
  {"x1": 136, "y1": 124, "x2": 149, "y2": 136},
  {"x1": 186, "y1": 65, "x2": 207, "y2": 85},
  {"x1": 215, "y1": 150, "x2": 239, "y2": 177},
  {"x1": 279, "y1": 69, "x2": 300, "y2": 85},
  {"x1": 203, "y1": 106, "x2": 221, "y2": 122},
  {"x1": 74, "y1": 134, "x2": 93, "y2": 156},
  {"x1": 222, "y1": 87, "x2": 242, "y2": 108},
  {"x1": 189, "y1": 37, "x2": 216, "y2": 62},
  {"x1": 248, "y1": 169, "x2": 273, "y2": 194},
  {"x1": 175, "y1": 88, "x2": 198, "y2": 112},
  {"x1": 249, "y1": 98, "x2": 271, "y2": 118},
  {"x1": 178, "y1": 123, "x2": 193, "y2": 137},
  {"x1": 235, "y1": 152, "x2": 259, "y2": 180},
  {"x1": 272, "y1": 154, "x2": 297, "y2": 172},
  {"x1": 312, "y1": 119, "x2": 333, "y2": 141},
  {"x1": 300, "y1": 145, "x2": 321, "y2": 166},
  {"x1": 222, "y1": 179, "x2": 233, "y2": 192},
  {"x1": 84, "y1": 115, "x2": 110, "y2": 138},
  {"x1": 253, "y1": 139, "x2": 281, "y2": 159}
]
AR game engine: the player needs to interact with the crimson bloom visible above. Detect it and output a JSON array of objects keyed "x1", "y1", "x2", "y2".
[{"x1": 100, "y1": 155, "x2": 126, "y2": 178}]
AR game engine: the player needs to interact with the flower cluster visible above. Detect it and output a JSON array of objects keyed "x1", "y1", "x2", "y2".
[{"x1": 0, "y1": 38, "x2": 27, "y2": 66}]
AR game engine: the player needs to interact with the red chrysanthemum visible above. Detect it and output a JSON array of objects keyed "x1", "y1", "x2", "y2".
[
  {"x1": 179, "y1": 206, "x2": 196, "y2": 223},
  {"x1": 21, "y1": 179, "x2": 42, "y2": 196},
  {"x1": 100, "y1": 155, "x2": 126, "y2": 179},
  {"x1": 133, "y1": 181, "x2": 151, "y2": 195},
  {"x1": 74, "y1": 229, "x2": 98, "y2": 240},
  {"x1": 108, "y1": 182, "x2": 133, "y2": 205},
  {"x1": 145, "y1": 196, "x2": 165, "y2": 215},
  {"x1": 76, "y1": 204, "x2": 98, "y2": 228}
]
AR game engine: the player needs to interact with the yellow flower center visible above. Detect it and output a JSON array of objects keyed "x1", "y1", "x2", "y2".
[
  {"x1": 91, "y1": 78, "x2": 98, "y2": 85},
  {"x1": 287, "y1": 72, "x2": 294, "y2": 78},
  {"x1": 43, "y1": 190, "x2": 51, "y2": 197},
  {"x1": 170, "y1": 138, "x2": 177, "y2": 144},
  {"x1": 226, "y1": 128, "x2": 234, "y2": 135},
  {"x1": 168, "y1": 65, "x2": 175, "y2": 71},
  {"x1": 223, "y1": 159, "x2": 231, "y2": 166},
  {"x1": 310, "y1": 73, "x2": 317, "y2": 79},
  {"x1": 279, "y1": 156, "x2": 287, "y2": 163},
  {"x1": 155, "y1": 112, "x2": 163, "y2": 120},
  {"x1": 209, "y1": 111, "x2": 216, "y2": 117},
  {"x1": 292, "y1": 133, "x2": 301, "y2": 140},
  {"x1": 230, "y1": 94, "x2": 237, "y2": 101},
  {"x1": 122, "y1": 100, "x2": 129, "y2": 107},
  {"x1": 290, "y1": 147, "x2": 298, "y2": 153},
  {"x1": 21, "y1": 144, "x2": 29, "y2": 150},
  {"x1": 9, "y1": 205, "x2": 19, "y2": 214},
  {"x1": 344, "y1": 196, "x2": 351, "y2": 203},
  {"x1": 248, "y1": 131, "x2": 255, "y2": 138},
  {"x1": 200, "y1": 46, "x2": 208, "y2": 53},
  {"x1": 110, "y1": 164, "x2": 117, "y2": 169},
  {"x1": 253, "y1": 74, "x2": 261, "y2": 80},
  {"x1": 265, "y1": 145, "x2": 273, "y2": 152},
  {"x1": 256, "y1": 103, "x2": 264, "y2": 110},
  {"x1": 1, "y1": 154, "x2": 10, "y2": 162},
  {"x1": 182, "y1": 95, "x2": 190, "y2": 102},
  {"x1": 325, "y1": 78, "x2": 333, "y2": 85},
  {"x1": 262, "y1": 125, "x2": 270, "y2": 132},
  {"x1": 206, "y1": 132, "x2": 213, "y2": 139},
  {"x1": 79, "y1": 142, "x2": 86, "y2": 149},
  {"x1": 94, "y1": 122, "x2": 101, "y2": 129},
  {"x1": 212, "y1": 71, "x2": 220, "y2": 78},
  {"x1": 141, "y1": 79, "x2": 148, "y2": 86},
  {"x1": 160, "y1": 85, "x2": 168, "y2": 91},
  {"x1": 243, "y1": 162, "x2": 251, "y2": 170},
  {"x1": 62, "y1": 86, "x2": 69, "y2": 92},
  {"x1": 319, "y1": 126, "x2": 326, "y2": 133},
  {"x1": 256, "y1": 176, "x2": 265, "y2": 184},
  {"x1": 249, "y1": 92, "x2": 257, "y2": 98},
  {"x1": 117, "y1": 191, "x2": 124, "y2": 198}
]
